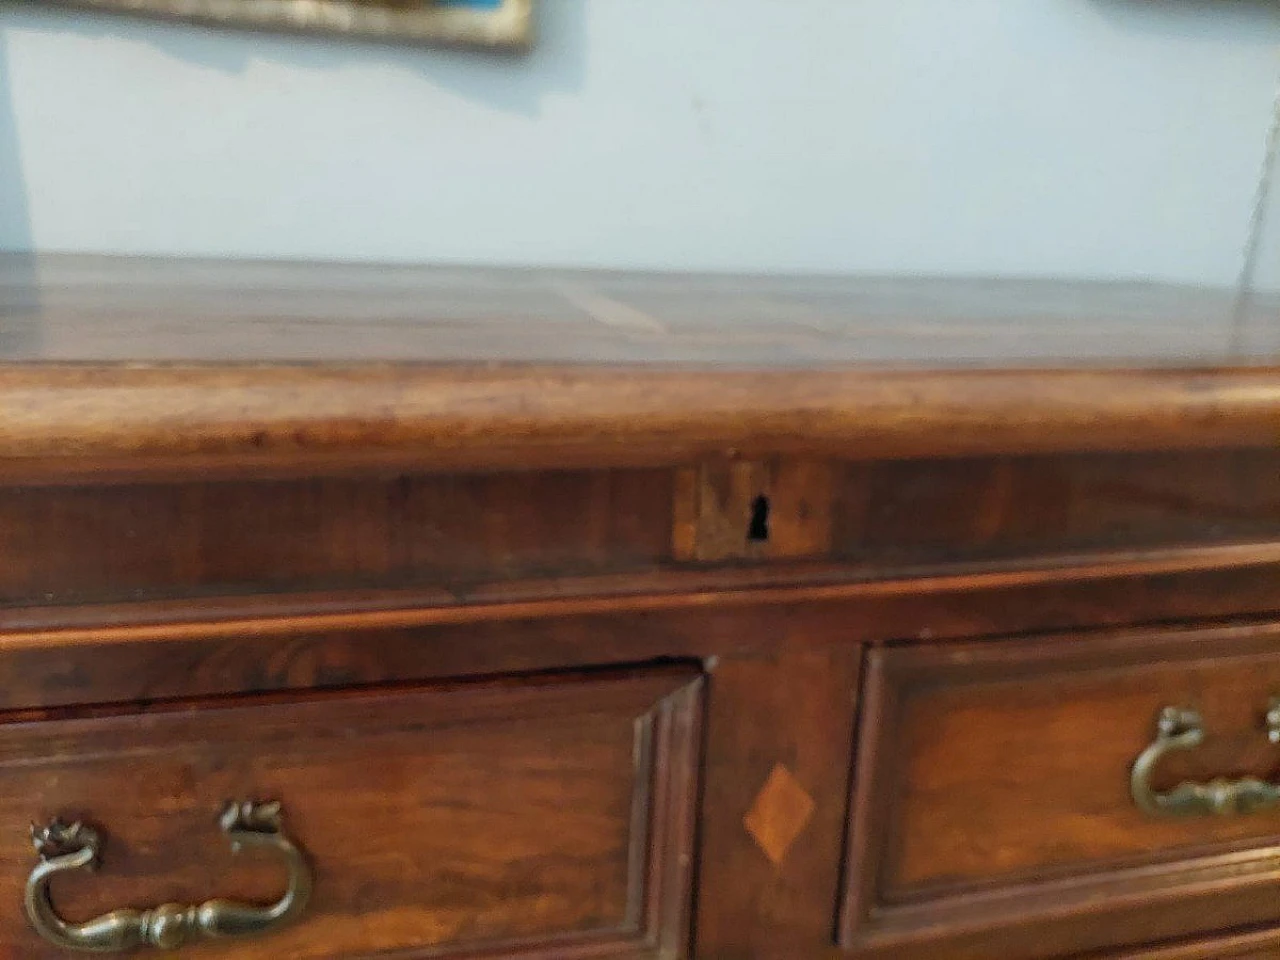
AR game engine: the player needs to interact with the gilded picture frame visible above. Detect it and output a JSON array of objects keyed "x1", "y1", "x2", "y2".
[{"x1": 26, "y1": 0, "x2": 532, "y2": 48}]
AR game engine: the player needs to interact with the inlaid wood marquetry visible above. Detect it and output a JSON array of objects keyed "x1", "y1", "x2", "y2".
[{"x1": 743, "y1": 763, "x2": 816, "y2": 867}]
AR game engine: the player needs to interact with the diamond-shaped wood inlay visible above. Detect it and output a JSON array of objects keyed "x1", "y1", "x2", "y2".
[{"x1": 743, "y1": 763, "x2": 815, "y2": 866}]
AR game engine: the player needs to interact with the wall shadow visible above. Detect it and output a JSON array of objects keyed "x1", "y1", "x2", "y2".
[
  {"x1": 0, "y1": 28, "x2": 40, "y2": 357},
  {"x1": 1093, "y1": 0, "x2": 1280, "y2": 44}
]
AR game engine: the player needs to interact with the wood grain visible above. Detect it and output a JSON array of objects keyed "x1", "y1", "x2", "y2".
[
  {"x1": 1110, "y1": 926, "x2": 1280, "y2": 958},
  {"x1": 0, "y1": 667, "x2": 702, "y2": 960},
  {"x1": 6, "y1": 255, "x2": 1280, "y2": 365},
  {"x1": 843, "y1": 623, "x2": 1280, "y2": 958},
  {"x1": 6, "y1": 448, "x2": 1280, "y2": 609},
  {"x1": 4, "y1": 543, "x2": 1280, "y2": 712},
  {"x1": 832, "y1": 448, "x2": 1280, "y2": 564},
  {"x1": 0, "y1": 469, "x2": 671, "y2": 607},
  {"x1": 7, "y1": 257, "x2": 1280, "y2": 480},
  {"x1": 6, "y1": 365, "x2": 1280, "y2": 480},
  {"x1": 695, "y1": 644, "x2": 861, "y2": 959}
]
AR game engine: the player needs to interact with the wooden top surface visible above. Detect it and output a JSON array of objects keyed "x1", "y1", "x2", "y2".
[
  {"x1": 4, "y1": 255, "x2": 1280, "y2": 477},
  {"x1": 5, "y1": 254, "x2": 1280, "y2": 365}
]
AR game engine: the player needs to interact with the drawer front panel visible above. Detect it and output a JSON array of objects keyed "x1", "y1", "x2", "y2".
[
  {"x1": 0, "y1": 667, "x2": 701, "y2": 959},
  {"x1": 843, "y1": 623, "x2": 1280, "y2": 959},
  {"x1": 0, "y1": 469, "x2": 674, "y2": 608}
]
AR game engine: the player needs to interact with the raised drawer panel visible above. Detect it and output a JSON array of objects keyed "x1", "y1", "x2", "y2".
[
  {"x1": 843, "y1": 623, "x2": 1280, "y2": 959},
  {"x1": 0, "y1": 667, "x2": 701, "y2": 959}
]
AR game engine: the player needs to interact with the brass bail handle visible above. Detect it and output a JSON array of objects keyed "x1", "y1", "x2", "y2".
[
  {"x1": 1131, "y1": 700, "x2": 1280, "y2": 817},
  {"x1": 24, "y1": 801, "x2": 311, "y2": 953}
]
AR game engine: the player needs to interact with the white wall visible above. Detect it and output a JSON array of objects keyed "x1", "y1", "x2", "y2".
[{"x1": 4, "y1": 0, "x2": 1280, "y2": 287}]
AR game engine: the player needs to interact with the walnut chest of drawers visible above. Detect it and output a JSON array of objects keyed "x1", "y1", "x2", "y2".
[{"x1": 5, "y1": 256, "x2": 1280, "y2": 959}]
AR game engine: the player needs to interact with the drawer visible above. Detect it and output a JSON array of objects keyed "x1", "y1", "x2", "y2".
[
  {"x1": 0, "y1": 666, "x2": 701, "y2": 959},
  {"x1": 842, "y1": 623, "x2": 1280, "y2": 959}
]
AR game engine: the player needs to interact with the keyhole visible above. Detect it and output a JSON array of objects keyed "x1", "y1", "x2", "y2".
[{"x1": 747, "y1": 495, "x2": 770, "y2": 542}]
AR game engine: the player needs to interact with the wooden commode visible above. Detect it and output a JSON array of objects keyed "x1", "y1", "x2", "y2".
[{"x1": 3, "y1": 255, "x2": 1280, "y2": 958}]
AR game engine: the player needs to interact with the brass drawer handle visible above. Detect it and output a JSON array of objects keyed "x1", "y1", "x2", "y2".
[
  {"x1": 1131, "y1": 702, "x2": 1280, "y2": 817},
  {"x1": 24, "y1": 801, "x2": 311, "y2": 953}
]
